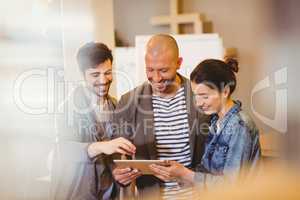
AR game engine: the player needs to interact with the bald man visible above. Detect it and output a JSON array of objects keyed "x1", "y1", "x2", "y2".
[{"x1": 112, "y1": 34, "x2": 209, "y2": 198}]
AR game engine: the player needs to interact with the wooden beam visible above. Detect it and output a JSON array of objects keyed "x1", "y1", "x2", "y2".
[
  {"x1": 90, "y1": 0, "x2": 115, "y2": 48},
  {"x1": 150, "y1": 0, "x2": 203, "y2": 34}
]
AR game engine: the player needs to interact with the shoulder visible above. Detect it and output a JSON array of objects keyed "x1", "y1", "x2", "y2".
[
  {"x1": 119, "y1": 82, "x2": 151, "y2": 102},
  {"x1": 58, "y1": 85, "x2": 89, "y2": 112},
  {"x1": 228, "y1": 110, "x2": 259, "y2": 137},
  {"x1": 108, "y1": 95, "x2": 117, "y2": 106},
  {"x1": 237, "y1": 111, "x2": 257, "y2": 131},
  {"x1": 114, "y1": 82, "x2": 151, "y2": 113},
  {"x1": 179, "y1": 74, "x2": 191, "y2": 88}
]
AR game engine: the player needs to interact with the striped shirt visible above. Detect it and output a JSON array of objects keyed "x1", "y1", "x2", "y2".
[{"x1": 152, "y1": 87, "x2": 193, "y2": 199}]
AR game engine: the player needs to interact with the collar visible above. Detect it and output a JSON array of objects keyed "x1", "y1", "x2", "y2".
[{"x1": 210, "y1": 100, "x2": 242, "y2": 134}]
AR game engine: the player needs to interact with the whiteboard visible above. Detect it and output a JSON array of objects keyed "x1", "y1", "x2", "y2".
[{"x1": 113, "y1": 47, "x2": 136, "y2": 98}]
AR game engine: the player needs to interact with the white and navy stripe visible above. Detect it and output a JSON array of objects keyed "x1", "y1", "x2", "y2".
[{"x1": 152, "y1": 87, "x2": 193, "y2": 198}]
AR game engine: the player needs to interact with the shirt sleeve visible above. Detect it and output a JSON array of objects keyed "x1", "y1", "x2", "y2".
[
  {"x1": 194, "y1": 124, "x2": 259, "y2": 186},
  {"x1": 54, "y1": 110, "x2": 94, "y2": 164}
]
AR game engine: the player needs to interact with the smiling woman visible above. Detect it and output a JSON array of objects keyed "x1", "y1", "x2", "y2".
[
  {"x1": 151, "y1": 58, "x2": 261, "y2": 188},
  {"x1": 190, "y1": 58, "x2": 238, "y2": 116}
]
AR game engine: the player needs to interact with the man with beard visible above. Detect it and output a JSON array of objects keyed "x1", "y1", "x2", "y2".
[
  {"x1": 112, "y1": 34, "x2": 209, "y2": 198},
  {"x1": 50, "y1": 42, "x2": 135, "y2": 200}
]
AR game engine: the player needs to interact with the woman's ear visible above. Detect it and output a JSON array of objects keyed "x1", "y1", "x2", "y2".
[{"x1": 223, "y1": 85, "x2": 231, "y2": 99}]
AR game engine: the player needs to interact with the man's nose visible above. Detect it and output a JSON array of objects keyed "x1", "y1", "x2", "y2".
[
  {"x1": 152, "y1": 71, "x2": 162, "y2": 82},
  {"x1": 98, "y1": 73, "x2": 108, "y2": 84}
]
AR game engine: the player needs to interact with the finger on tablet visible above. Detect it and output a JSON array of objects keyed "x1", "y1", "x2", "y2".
[{"x1": 113, "y1": 167, "x2": 131, "y2": 175}]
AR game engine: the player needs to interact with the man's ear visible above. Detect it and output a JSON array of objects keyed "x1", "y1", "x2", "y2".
[{"x1": 177, "y1": 57, "x2": 183, "y2": 70}]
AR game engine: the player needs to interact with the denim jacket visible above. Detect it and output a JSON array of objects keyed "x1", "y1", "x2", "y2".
[{"x1": 194, "y1": 101, "x2": 261, "y2": 186}]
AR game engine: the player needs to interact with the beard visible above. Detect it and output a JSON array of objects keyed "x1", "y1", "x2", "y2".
[
  {"x1": 91, "y1": 81, "x2": 112, "y2": 97},
  {"x1": 149, "y1": 76, "x2": 177, "y2": 93}
]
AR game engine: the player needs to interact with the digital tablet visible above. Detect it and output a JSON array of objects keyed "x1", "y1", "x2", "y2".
[{"x1": 113, "y1": 160, "x2": 170, "y2": 175}]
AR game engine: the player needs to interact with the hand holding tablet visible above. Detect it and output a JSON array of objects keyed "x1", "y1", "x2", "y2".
[{"x1": 114, "y1": 160, "x2": 170, "y2": 175}]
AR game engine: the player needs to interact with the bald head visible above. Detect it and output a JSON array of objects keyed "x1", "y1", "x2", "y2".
[
  {"x1": 146, "y1": 34, "x2": 179, "y2": 59},
  {"x1": 144, "y1": 34, "x2": 183, "y2": 96}
]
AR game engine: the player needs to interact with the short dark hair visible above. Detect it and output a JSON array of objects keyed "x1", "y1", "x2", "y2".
[
  {"x1": 190, "y1": 58, "x2": 239, "y2": 95},
  {"x1": 76, "y1": 42, "x2": 113, "y2": 73}
]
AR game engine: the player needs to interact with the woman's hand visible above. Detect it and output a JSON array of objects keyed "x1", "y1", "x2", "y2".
[
  {"x1": 149, "y1": 161, "x2": 195, "y2": 185},
  {"x1": 88, "y1": 137, "x2": 136, "y2": 157}
]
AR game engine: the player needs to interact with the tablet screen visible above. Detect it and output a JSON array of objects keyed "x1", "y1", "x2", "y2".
[{"x1": 114, "y1": 160, "x2": 170, "y2": 175}]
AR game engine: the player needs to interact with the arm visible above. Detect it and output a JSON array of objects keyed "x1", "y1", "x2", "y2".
[
  {"x1": 54, "y1": 109, "x2": 93, "y2": 164},
  {"x1": 150, "y1": 125, "x2": 259, "y2": 187},
  {"x1": 194, "y1": 125, "x2": 255, "y2": 186},
  {"x1": 87, "y1": 137, "x2": 136, "y2": 158},
  {"x1": 110, "y1": 93, "x2": 142, "y2": 186},
  {"x1": 50, "y1": 105, "x2": 95, "y2": 200}
]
